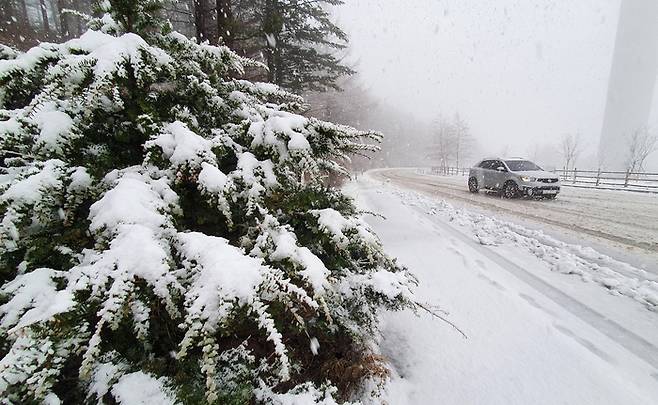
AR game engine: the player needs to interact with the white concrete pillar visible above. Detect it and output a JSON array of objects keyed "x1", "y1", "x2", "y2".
[{"x1": 599, "y1": 0, "x2": 658, "y2": 170}]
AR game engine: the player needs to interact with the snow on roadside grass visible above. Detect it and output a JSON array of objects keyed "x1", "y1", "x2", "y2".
[{"x1": 388, "y1": 188, "x2": 658, "y2": 310}]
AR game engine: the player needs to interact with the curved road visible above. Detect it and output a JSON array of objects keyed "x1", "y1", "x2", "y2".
[{"x1": 371, "y1": 168, "x2": 658, "y2": 271}]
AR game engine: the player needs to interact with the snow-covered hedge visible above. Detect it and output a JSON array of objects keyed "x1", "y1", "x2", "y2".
[{"x1": 0, "y1": 1, "x2": 417, "y2": 403}]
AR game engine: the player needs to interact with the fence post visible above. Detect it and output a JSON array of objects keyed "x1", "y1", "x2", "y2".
[
  {"x1": 624, "y1": 170, "x2": 630, "y2": 188},
  {"x1": 595, "y1": 168, "x2": 601, "y2": 187}
]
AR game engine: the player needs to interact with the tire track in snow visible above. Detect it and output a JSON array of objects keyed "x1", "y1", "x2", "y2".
[{"x1": 403, "y1": 198, "x2": 658, "y2": 369}]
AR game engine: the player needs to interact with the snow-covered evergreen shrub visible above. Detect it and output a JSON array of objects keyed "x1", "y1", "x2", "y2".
[{"x1": 0, "y1": 1, "x2": 417, "y2": 403}]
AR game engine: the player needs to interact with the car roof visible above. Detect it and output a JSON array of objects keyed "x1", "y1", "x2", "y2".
[{"x1": 481, "y1": 157, "x2": 526, "y2": 161}]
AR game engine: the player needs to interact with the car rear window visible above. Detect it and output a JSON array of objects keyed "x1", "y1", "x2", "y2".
[{"x1": 505, "y1": 160, "x2": 542, "y2": 171}]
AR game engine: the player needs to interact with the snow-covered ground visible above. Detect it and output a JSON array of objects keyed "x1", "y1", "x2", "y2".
[{"x1": 346, "y1": 171, "x2": 658, "y2": 404}]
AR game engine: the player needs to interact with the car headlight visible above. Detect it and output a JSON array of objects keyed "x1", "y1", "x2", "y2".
[{"x1": 520, "y1": 176, "x2": 536, "y2": 182}]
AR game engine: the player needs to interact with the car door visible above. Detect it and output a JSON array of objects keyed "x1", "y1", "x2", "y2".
[
  {"x1": 480, "y1": 160, "x2": 495, "y2": 189},
  {"x1": 489, "y1": 160, "x2": 507, "y2": 190}
]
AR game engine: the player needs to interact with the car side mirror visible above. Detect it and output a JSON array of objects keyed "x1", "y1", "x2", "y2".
[{"x1": 496, "y1": 166, "x2": 506, "y2": 172}]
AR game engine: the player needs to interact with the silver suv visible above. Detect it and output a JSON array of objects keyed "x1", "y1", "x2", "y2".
[{"x1": 468, "y1": 158, "x2": 561, "y2": 199}]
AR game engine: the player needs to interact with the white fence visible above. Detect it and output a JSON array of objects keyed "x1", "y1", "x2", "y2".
[{"x1": 554, "y1": 169, "x2": 658, "y2": 194}]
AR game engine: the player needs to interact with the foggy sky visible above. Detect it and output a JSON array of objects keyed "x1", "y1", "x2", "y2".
[{"x1": 335, "y1": 0, "x2": 658, "y2": 169}]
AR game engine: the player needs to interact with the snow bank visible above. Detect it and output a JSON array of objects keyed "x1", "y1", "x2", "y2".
[{"x1": 391, "y1": 187, "x2": 658, "y2": 310}]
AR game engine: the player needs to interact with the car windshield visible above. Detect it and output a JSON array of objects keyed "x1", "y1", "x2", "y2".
[{"x1": 505, "y1": 160, "x2": 542, "y2": 172}]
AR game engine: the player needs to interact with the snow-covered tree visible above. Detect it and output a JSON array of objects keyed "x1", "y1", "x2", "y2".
[
  {"x1": 0, "y1": 1, "x2": 417, "y2": 403},
  {"x1": 229, "y1": 0, "x2": 354, "y2": 92}
]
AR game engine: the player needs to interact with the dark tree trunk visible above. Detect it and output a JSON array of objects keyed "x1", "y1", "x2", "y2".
[
  {"x1": 216, "y1": 0, "x2": 233, "y2": 47},
  {"x1": 39, "y1": 0, "x2": 51, "y2": 37},
  {"x1": 194, "y1": 0, "x2": 213, "y2": 43},
  {"x1": 263, "y1": 0, "x2": 282, "y2": 84},
  {"x1": 57, "y1": 0, "x2": 73, "y2": 38},
  {"x1": 75, "y1": 0, "x2": 86, "y2": 35}
]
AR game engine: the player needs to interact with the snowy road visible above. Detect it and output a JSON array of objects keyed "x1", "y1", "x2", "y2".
[
  {"x1": 374, "y1": 168, "x2": 658, "y2": 262},
  {"x1": 346, "y1": 172, "x2": 658, "y2": 404}
]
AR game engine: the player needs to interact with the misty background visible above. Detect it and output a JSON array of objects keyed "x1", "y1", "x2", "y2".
[
  {"x1": 312, "y1": 0, "x2": 658, "y2": 171},
  {"x1": 1, "y1": 0, "x2": 656, "y2": 171}
]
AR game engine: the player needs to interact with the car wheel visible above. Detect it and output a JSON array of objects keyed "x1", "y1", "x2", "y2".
[
  {"x1": 544, "y1": 194, "x2": 557, "y2": 200},
  {"x1": 468, "y1": 177, "x2": 479, "y2": 193},
  {"x1": 503, "y1": 181, "x2": 519, "y2": 199}
]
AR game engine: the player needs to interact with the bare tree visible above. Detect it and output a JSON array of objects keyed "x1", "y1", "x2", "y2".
[
  {"x1": 625, "y1": 126, "x2": 657, "y2": 173},
  {"x1": 427, "y1": 113, "x2": 478, "y2": 171},
  {"x1": 559, "y1": 133, "x2": 581, "y2": 170},
  {"x1": 451, "y1": 113, "x2": 475, "y2": 168},
  {"x1": 428, "y1": 115, "x2": 456, "y2": 171}
]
